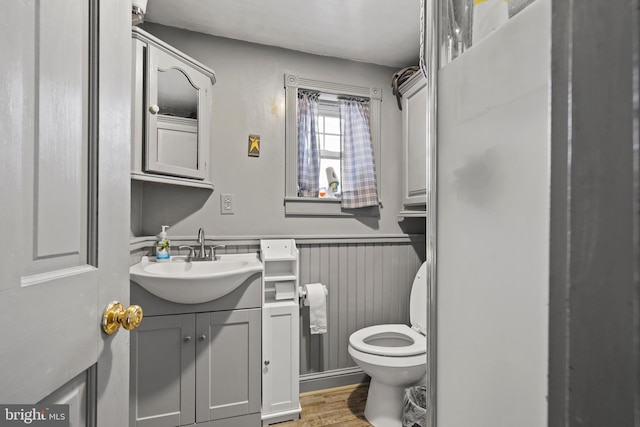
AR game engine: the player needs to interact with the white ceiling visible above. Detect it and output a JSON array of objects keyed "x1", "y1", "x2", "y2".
[{"x1": 144, "y1": 0, "x2": 422, "y2": 69}]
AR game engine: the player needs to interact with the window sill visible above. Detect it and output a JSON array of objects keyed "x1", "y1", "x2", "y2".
[{"x1": 284, "y1": 197, "x2": 380, "y2": 217}]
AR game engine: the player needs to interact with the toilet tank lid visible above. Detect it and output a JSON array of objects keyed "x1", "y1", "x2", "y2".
[{"x1": 410, "y1": 261, "x2": 427, "y2": 335}]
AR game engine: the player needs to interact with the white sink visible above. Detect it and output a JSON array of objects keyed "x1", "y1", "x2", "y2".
[{"x1": 130, "y1": 253, "x2": 263, "y2": 304}]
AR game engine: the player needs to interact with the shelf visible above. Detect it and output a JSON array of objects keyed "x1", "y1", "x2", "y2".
[
  {"x1": 131, "y1": 172, "x2": 214, "y2": 190},
  {"x1": 264, "y1": 275, "x2": 297, "y2": 282},
  {"x1": 260, "y1": 239, "x2": 297, "y2": 261},
  {"x1": 261, "y1": 254, "x2": 297, "y2": 262},
  {"x1": 264, "y1": 300, "x2": 299, "y2": 309},
  {"x1": 398, "y1": 209, "x2": 427, "y2": 221}
]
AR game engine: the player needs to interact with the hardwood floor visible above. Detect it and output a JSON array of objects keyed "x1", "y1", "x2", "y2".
[{"x1": 276, "y1": 383, "x2": 372, "y2": 427}]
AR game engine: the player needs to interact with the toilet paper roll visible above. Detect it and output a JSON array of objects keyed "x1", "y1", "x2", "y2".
[{"x1": 303, "y1": 283, "x2": 327, "y2": 334}]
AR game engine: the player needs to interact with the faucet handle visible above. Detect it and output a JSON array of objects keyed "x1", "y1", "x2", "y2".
[
  {"x1": 178, "y1": 245, "x2": 195, "y2": 260},
  {"x1": 209, "y1": 245, "x2": 226, "y2": 260}
]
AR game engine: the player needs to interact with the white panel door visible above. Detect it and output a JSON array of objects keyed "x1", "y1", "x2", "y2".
[{"x1": 0, "y1": 0, "x2": 131, "y2": 425}]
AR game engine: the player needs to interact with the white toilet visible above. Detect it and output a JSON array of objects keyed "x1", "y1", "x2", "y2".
[{"x1": 348, "y1": 261, "x2": 427, "y2": 427}]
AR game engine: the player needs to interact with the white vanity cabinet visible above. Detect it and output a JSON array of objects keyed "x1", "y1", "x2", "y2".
[
  {"x1": 131, "y1": 27, "x2": 215, "y2": 189},
  {"x1": 260, "y1": 240, "x2": 301, "y2": 426},
  {"x1": 399, "y1": 72, "x2": 428, "y2": 208},
  {"x1": 130, "y1": 273, "x2": 262, "y2": 427}
]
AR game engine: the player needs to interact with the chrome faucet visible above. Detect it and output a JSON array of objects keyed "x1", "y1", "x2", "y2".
[
  {"x1": 197, "y1": 228, "x2": 206, "y2": 258},
  {"x1": 179, "y1": 228, "x2": 225, "y2": 261}
]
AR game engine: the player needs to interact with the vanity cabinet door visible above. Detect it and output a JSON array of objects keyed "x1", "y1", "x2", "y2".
[
  {"x1": 401, "y1": 73, "x2": 428, "y2": 206},
  {"x1": 146, "y1": 44, "x2": 211, "y2": 180},
  {"x1": 195, "y1": 309, "x2": 262, "y2": 423},
  {"x1": 130, "y1": 314, "x2": 196, "y2": 427}
]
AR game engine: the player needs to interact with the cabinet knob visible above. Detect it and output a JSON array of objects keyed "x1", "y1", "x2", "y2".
[
  {"x1": 198, "y1": 334, "x2": 207, "y2": 342},
  {"x1": 149, "y1": 104, "x2": 160, "y2": 114},
  {"x1": 184, "y1": 336, "x2": 192, "y2": 343},
  {"x1": 264, "y1": 360, "x2": 270, "y2": 366}
]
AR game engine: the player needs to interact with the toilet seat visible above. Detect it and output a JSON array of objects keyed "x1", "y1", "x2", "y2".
[{"x1": 349, "y1": 324, "x2": 426, "y2": 357}]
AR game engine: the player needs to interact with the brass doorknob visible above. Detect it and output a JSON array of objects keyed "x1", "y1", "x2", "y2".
[{"x1": 102, "y1": 302, "x2": 144, "y2": 335}]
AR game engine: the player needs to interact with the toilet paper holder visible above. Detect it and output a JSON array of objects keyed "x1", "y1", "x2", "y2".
[{"x1": 298, "y1": 284, "x2": 328, "y2": 304}]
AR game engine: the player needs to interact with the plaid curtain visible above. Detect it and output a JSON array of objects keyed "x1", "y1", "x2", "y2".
[
  {"x1": 297, "y1": 90, "x2": 320, "y2": 197},
  {"x1": 339, "y1": 98, "x2": 378, "y2": 208}
]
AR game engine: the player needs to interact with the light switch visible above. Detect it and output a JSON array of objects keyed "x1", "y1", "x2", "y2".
[{"x1": 220, "y1": 194, "x2": 234, "y2": 215}]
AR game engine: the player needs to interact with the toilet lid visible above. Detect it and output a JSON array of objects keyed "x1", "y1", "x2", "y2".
[
  {"x1": 409, "y1": 261, "x2": 428, "y2": 335},
  {"x1": 349, "y1": 324, "x2": 426, "y2": 357}
]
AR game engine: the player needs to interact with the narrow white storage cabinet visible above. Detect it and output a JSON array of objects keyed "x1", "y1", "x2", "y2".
[
  {"x1": 399, "y1": 71, "x2": 428, "y2": 208},
  {"x1": 260, "y1": 240, "x2": 301, "y2": 425}
]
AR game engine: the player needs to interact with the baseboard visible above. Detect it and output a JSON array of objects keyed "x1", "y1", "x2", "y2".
[
  {"x1": 261, "y1": 405, "x2": 301, "y2": 426},
  {"x1": 299, "y1": 367, "x2": 370, "y2": 393}
]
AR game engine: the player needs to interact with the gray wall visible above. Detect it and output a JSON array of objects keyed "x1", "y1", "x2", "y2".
[{"x1": 132, "y1": 23, "x2": 424, "y2": 240}]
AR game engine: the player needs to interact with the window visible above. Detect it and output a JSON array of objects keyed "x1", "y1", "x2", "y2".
[
  {"x1": 316, "y1": 98, "x2": 341, "y2": 196},
  {"x1": 284, "y1": 74, "x2": 382, "y2": 216}
]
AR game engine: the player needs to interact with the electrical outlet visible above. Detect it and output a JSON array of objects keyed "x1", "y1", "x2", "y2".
[{"x1": 220, "y1": 193, "x2": 234, "y2": 215}]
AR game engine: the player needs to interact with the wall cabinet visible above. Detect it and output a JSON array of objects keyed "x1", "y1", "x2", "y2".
[
  {"x1": 260, "y1": 240, "x2": 301, "y2": 425},
  {"x1": 130, "y1": 273, "x2": 262, "y2": 427},
  {"x1": 131, "y1": 27, "x2": 216, "y2": 189},
  {"x1": 399, "y1": 72, "x2": 428, "y2": 208}
]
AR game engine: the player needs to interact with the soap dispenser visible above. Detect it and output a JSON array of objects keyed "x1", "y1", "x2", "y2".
[{"x1": 156, "y1": 225, "x2": 171, "y2": 262}]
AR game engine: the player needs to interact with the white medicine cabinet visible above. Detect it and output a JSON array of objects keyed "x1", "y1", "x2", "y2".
[
  {"x1": 398, "y1": 71, "x2": 427, "y2": 217},
  {"x1": 131, "y1": 27, "x2": 216, "y2": 189}
]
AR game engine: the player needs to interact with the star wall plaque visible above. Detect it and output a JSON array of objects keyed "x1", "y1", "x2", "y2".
[{"x1": 248, "y1": 134, "x2": 260, "y2": 157}]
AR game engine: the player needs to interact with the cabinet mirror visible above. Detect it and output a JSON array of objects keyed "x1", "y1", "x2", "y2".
[{"x1": 157, "y1": 68, "x2": 198, "y2": 119}]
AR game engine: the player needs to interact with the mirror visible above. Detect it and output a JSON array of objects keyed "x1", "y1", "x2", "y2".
[
  {"x1": 155, "y1": 67, "x2": 199, "y2": 172},
  {"x1": 157, "y1": 67, "x2": 198, "y2": 119}
]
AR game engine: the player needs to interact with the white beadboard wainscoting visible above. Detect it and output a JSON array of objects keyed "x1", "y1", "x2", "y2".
[{"x1": 130, "y1": 235, "x2": 426, "y2": 390}]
